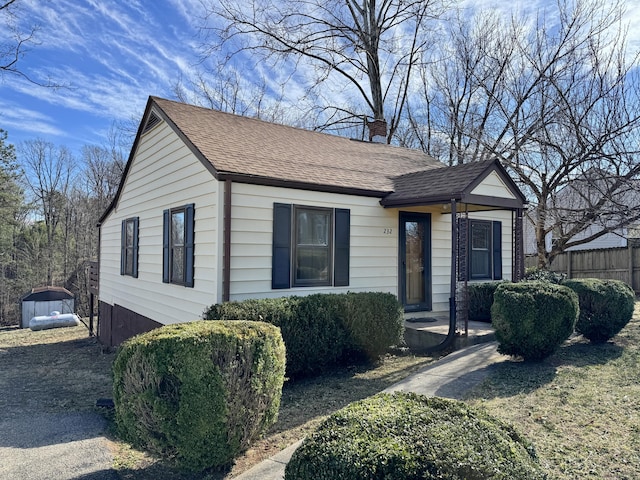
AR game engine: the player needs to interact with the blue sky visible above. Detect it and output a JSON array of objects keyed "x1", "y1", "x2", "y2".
[
  {"x1": 1, "y1": 0, "x2": 206, "y2": 154},
  {"x1": 1, "y1": 0, "x2": 638, "y2": 157}
]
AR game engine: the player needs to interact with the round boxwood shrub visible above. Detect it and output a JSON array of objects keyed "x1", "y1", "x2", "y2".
[
  {"x1": 491, "y1": 281, "x2": 578, "y2": 361},
  {"x1": 112, "y1": 320, "x2": 286, "y2": 472},
  {"x1": 285, "y1": 392, "x2": 547, "y2": 480},
  {"x1": 563, "y1": 278, "x2": 635, "y2": 344}
]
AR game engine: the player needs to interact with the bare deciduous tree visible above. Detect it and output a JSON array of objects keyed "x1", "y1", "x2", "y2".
[
  {"x1": 198, "y1": 0, "x2": 447, "y2": 142},
  {"x1": 410, "y1": 0, "x2": 640, "y2": 267},
  {"x1": 19, "y1": 139, "x2": 75, "y2": 284}
]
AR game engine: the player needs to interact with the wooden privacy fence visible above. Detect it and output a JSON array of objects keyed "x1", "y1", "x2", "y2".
[{"x1": 525, "y1": 245, "x2": 640, "y2": 292}]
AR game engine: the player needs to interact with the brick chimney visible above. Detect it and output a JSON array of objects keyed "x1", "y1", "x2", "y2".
[{"x1": 367, "y1": 118, "x2": 387, "y2": 143}]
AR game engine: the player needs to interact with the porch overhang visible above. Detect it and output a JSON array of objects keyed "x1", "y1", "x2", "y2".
[
  {"x1": 379, "y1": 158, "x2": 526, "y2": 210},
  {"x1": 380, "y1": 194, "x2": 524, "y2": 210}
]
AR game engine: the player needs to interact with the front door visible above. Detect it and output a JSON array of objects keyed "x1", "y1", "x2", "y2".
[{"x1": 399, "y1": 212, "x2": 431, "y2": 311}]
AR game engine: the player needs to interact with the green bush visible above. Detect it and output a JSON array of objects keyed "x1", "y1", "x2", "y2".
[
  {"x1": 112, "y1": 320, "x2": 286, "y2": 472},
  {"x1": 491, "y1": 282, "x2": 578, "y2": 361},
  {"x1": 203, "y1": 292, "x2": 403, "y2": 377},
  {"x1": 562, "y1": 278, "x2": 635, "y2": 344},
  {"x1": 467, "y1": 282, "x2": 504, "y2": 322},
  {"x1": 285, "y1": 392, "x2": 547, "y2": 480},
  {"x1": 341, "y1": 292, "x2": 404, "y2": 360}
]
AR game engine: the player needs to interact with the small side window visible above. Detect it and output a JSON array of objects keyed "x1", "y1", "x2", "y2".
[
  {"x1": 163, "y1": 204, "x2": 195, "y2": 287},
  {"x1": 120, "y1": 217, "x2": 139, "y2": 278}
]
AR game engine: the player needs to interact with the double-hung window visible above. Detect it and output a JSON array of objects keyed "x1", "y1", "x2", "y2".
[
  {"x1": 272, "y1": 203, "x2": 350, "y2": 289},
  {"x1": 163, "y1": 204, "x2": 195, "y2": 287},
  {"x1": 468, "y1": 219, "x2": 502, "y2": 280},
  {"x1": 120, "y1": 217, "x2": 139, "y2": 277}
]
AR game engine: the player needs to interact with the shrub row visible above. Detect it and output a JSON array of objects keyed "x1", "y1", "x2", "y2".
[
  {"x1": 203, "y1": 292, "x2": 404, "y2": 378},
  {"x1": 491, "y1": 277, "x2": 635, "y2": 361},
  {"x1": 285, "y1": 392, "x2": 548, "y2": 480},
  {"x1": 113, "y1": 320, "x2": 286, "y2": 472}
]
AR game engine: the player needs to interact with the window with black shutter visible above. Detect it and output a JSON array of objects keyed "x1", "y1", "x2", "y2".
[
  {"x1": 272, "y1": 203, "x2": 350, "y2": 289},
  {"x1": 469, "y1": 219, "x2": 502, "y2": 280},
  {"x1": 163, "y1": 204, "x2": 195, "y2": 287}
]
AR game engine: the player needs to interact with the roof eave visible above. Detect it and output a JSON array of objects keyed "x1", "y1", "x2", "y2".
[{"x1": 218, "y1": 172, "x2": 389, "y2": 198}]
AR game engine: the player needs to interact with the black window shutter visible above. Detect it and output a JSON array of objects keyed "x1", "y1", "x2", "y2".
[
  {"x1": 162, "y1": 209, "x2": 170, "y2": 283},
  {"x1": 493, "y1": 221, "x2": 502, "y2": 280},
  {"x1": 185, "y1": 204, "x2": 195, "y2": 288},
  {"x1": 120, "y1": 220, "x2": 126, "y2": 275},
  {"x1": 132, "y1": 217, "x2": 139, "y2": 278},
  {"x1": 334, "y1": 208, "x2": 350, "y2": 286},
  {"x1": 272, "y1": 203, "x2": 291, "y2": 289}
]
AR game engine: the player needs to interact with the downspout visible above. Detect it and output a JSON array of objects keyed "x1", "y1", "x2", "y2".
[{"x1": 223, "y1": 179, "x2": 232, "y2": 302}]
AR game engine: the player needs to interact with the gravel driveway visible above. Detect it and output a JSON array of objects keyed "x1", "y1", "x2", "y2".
[{"x1": 0, "y1": 326, "x2": 117, "y2": 480}]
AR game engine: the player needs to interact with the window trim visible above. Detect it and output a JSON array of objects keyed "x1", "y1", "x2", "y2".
[
  {"x1": 120, "y1": 217, "x2": 139, "y2": 278},
  {"x1": 163, "y1": 204, "x2": 195, "y2": 287},
  {"x1": 468, "y1": 219, "x2": 502, "y2": 281},
  {"x1": 292, "y1": 205, "x2": 333, "y2": 287}
]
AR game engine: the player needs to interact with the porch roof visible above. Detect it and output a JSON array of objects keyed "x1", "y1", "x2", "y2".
[{"x1": 381, "y1": 159, "x2": 526, "y2": 210}]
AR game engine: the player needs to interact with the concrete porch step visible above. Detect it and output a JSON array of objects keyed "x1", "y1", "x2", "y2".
[{"x1": 403, "y1": 313, "x2": 495, "y2": 352}]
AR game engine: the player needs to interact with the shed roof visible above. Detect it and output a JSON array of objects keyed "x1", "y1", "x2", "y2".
[{"x1": 22, "y1": 286, "x2": 74, "y2": 302}]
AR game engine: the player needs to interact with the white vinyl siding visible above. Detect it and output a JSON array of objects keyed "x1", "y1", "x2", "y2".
[
  {"x1": 228, "y1": 183, "x2": 398, "y2": 300},
  {"x1": 100, "y1": 121, "x2": 221, "y2": 325},
  {"x1": 228, "y1": 184, "x2": 515, "y2": 312},
  {"x1": 470, "y1": 171, "x2": 517, "y2": 199}
]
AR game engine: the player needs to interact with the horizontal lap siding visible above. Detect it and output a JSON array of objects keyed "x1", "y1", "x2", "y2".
[
  {"x1": 100, "y1": 122, "x2": 221, "y2": 326},
  {"x1": 229, "y1": 183, "x2": 398, "y2": 300}
]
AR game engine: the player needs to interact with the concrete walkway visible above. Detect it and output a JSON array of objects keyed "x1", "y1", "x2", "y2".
[{"x1": 234, "y1": 341, "x2": 508, "y2": 480}]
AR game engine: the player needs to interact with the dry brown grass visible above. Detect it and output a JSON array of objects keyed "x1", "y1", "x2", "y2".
[
  {"x1": 465, "y1": 304, "x2": 640, "y2": 479},
  {"x1": 0, "y1": 325, "x2": 114, "y2": 416}
]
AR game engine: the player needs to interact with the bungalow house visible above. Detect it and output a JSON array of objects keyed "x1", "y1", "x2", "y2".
[{"x1": 97, "y1": 96, "x2": 526, "y2": 347}]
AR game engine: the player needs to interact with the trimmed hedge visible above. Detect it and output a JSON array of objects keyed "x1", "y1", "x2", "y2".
[
  {"x1": 112, "y1": 321, "x2": 286, "y2": 472},
  {"x1": 563, "y1": 278, "x2": 635, "y2": 344},
  {"x1": 285, "y1": 392, "x2": 547, "y2": 480},
  {"x1": 467, "y1": 282, "x2": 504, "y2": 322},
  {"x1": 491, "y1": 282, "x2": 578, "y2": 361},
  {"x1": 342, "y1": 292, "x2": 404, "y2": 360},
  {"x1": 203, "y1": 292, "x2": 403, "y2": 377}
]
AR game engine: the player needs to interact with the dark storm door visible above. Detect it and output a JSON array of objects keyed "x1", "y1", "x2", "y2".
[{"x1": 399, "y1": 212, "x2": 432, "y2": 312}]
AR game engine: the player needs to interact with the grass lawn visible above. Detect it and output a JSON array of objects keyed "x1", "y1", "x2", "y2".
[{"x1": 465, "y1": 303, "x2": 640, "y2": 480}]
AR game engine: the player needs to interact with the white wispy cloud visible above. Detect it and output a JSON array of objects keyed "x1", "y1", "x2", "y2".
[{"x1": 0, "y1": 101, "x2": 66, "y2": 137}]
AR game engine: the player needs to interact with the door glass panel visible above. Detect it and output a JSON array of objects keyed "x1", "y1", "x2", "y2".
[{"x1": 405, "y1": 221, "x2": 425, "y2": 305}]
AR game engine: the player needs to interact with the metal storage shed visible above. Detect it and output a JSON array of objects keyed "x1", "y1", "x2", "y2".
[{"x1": 21, "y1": 287, "x2": 75, "y2": 328}]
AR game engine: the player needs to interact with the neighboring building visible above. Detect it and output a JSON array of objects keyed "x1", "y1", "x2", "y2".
[
  {"x1": 524, "y1": 170, "x2": 640, "y2": 256},
  {"x1": 97, "y1": 96, "x2": 526, "y2": 347}
]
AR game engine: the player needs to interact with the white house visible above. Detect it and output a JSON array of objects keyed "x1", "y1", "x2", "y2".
[{"x1": 97, "y1": 97, "x2": 526, "y2": 346}]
